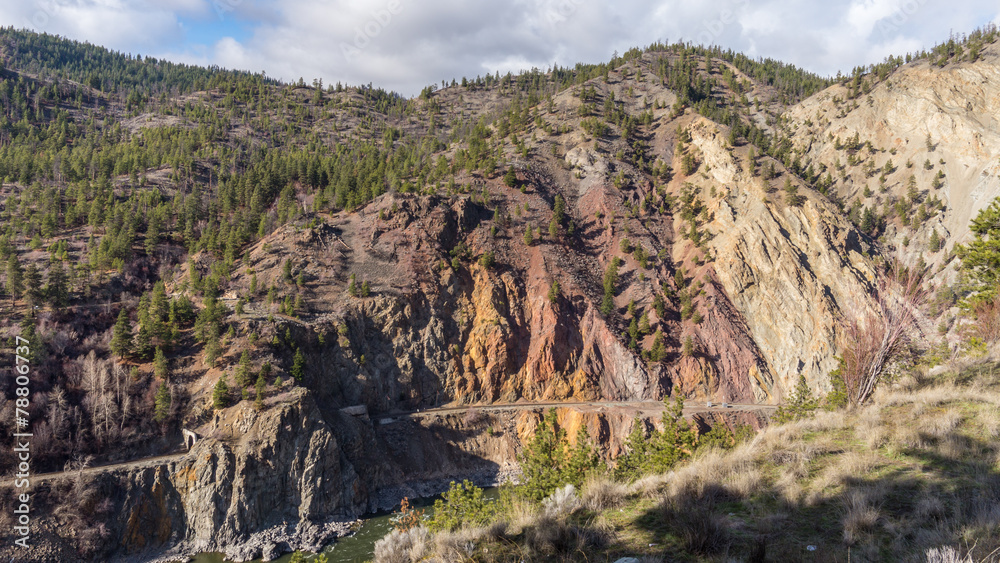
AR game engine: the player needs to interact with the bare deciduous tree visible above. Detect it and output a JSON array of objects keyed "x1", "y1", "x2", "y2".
[{"x1": 840, "y1": 262, "x2": 929, "y2": 406}]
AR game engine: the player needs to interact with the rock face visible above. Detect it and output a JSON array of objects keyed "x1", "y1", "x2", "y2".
[
  {"x1": 87, "y1": 389, "x2": 363, "y2": 561},
  {"x1": 686, "y1": 122, "x2": 877, "y2": 396},
  {"x1": 5, "y1": 394, "x2": 764, "y2": 562},
  {"x1": 784, "y1": 41, "x2": 1000, "y2": 269}
]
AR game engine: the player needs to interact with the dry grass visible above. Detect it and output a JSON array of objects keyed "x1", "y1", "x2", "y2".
[
  {"x1": 373, "y1": 526, "x2": 430, "y2": 563},
  {"x1": 581, "y1": 474, "x2": 628, "y2": 511},
  {"x1": 915, "y1": 495, "x2": 947, "y2": 522},
  {"x1": 841, "y1": 489, "x2": 881, "y2": 545},
  {"x1": 665, "y1": 445, "x2": 760, "y2": 505},
  {"x1": 388, "y1": 359, "x2": 1000, "y2": 563},
  {"x1": 814, "y1": 451, "x2": 882, "y2": 495},
  {"x1": 919, "y1": 409, "x2": 964, "y2": 438},
  {"x1": 978, "y1": 406, "x2": 1000, "y2": 438},
  {"x1": 432, "y1": 526, "x2": 483, "y2": 561},
  {"x1": 925, "y1": 546, "x2": 974, "y2": 562},
  {"x1": 856, "y1": 405, "x2": 889, "y2": 449},
  {"x1": 629, "y1": 472, "x2": 673, "y2": 498}
]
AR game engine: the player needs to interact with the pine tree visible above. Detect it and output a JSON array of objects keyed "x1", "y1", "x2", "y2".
[
  {"x1": 254, "y1": 372, "x2": 266, "y2": 411},
  {"x1": 553, "y1": 194, "x2": 566, "y2": 225},
  {"x1": 547, "y1": 280, "x2": 560, "y2": 304},
  {"x1": 646, "y1": 396, "x2": 698, "y2": 472},
  {"x1": 614, "y1": 421, "x2": 649, "y2": 482},
  {"x1": 44, "y1": 263, "x2": 68, "y2": 308},
  {"x1": 563, "y1": 426, "x2": 598, "y2": 488},
  {"x1": 154, "y1": 347, "x2": 169, "y2": 380},
  {"x1": 212, "y1": 376, "x2": 230, "y2": 409},
  {"x1": 503, "y1": 166, "x2": 517, "y2": 187},
  {"x1": 150, "y1": 281, "x2": 169, "y2": 340},
  {"x1": 774, "y1": 374, "x2": 818, "y2": 423},
  {"x1": 523, "y1": 224, "x2": 534, "y2": 246},
  {"x1": 133, "y1": 323, "x2": 153, "y2": 360},
  {"x1": 23, "y1": 264, "x2": 43, "y2": 308},
  {"x1": 154, "y1": 382, "x2": 171, "y2": 423},
  {"x1": 204, "y1": 323, "x2": 221, "y2": 365},
  {"x1": 348, "y1": 273, "x2": 357, "y2": 296},
  {"x1": 236, "y1": 350, "x2": 253, "y2": 387},
  {"x1": 956, "y1": 197, "x2": 1000, "y2": 302},
  {"x1": 649, "y1": 329, "x2": 666, "y2": 362},
  {"x1": 291, "y1": 348, "x2": 305, "y2": 382},
  {"x1": 518, "y1": 409, "x2": 568, "y2": 501},
  {"x1": 653, "y1": 292, "x2": 666, "y2": 317},
  {"x1": 601, "y1": 258, "x2": 620, "y2": 316},
  {"x1": 628, "y1": 316, "x2": 639, "y2": 348},
  {"x1": 6, "y1": 255, "x2": 23, "y2": 305},
  {"x1": 639, "y1": 310, "x2": 651, "y2": 335},
  {"x1": 111, "y1": 309, "x2": 133, "y2": 359}
]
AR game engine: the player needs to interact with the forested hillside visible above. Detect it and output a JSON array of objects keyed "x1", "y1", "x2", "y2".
[{"x1": 0, "y1": 24, "x2": 997, "y2": 562}]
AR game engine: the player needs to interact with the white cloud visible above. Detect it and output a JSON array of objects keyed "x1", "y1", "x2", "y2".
[
  {"x1": 0, "y1": 0, "x2": 208, "y2": 52},
  {"x1": 1, "y1": 0, "x2": 997, "y2": 96},
  {"x1": 846, "y1": 0, "x2": 907, "y2": 38}
]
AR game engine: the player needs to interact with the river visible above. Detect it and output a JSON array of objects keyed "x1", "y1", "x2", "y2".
[{"x1": 190, "y1": 488, "x2": 499, "y2": 563}]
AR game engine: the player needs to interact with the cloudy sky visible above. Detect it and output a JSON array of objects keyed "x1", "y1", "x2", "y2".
[{"x1": 2, "y1": 0, "x2": 999, "y2": 96}]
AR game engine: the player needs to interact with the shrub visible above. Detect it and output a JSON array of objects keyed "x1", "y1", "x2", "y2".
[
  {"x1": 519, "y1": 409, "x2": 598, "y2": 500},
  {"x1": 428, "y1": 480, "x2": 496, "y2": 532},
  {"x1": 774, "y1": 375, "x2": 819, "y2": 423},
  {"x1": 542, "y1": 484, "x2": 580, "y2": 517},
  {"x1": 373, "y1": 526, "x2": 430, "y2": 563}
]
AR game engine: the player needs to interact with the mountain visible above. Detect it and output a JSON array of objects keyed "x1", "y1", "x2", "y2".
[{"x1": 0, "y1": 26, "x2": 997, "y2": 561}]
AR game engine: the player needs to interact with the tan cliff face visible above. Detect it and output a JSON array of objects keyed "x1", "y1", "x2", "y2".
[
  {"x1": 783, "y1": 41, "x2": 1000, "y2": 269},
  {"x1": 683, "y1": 120, "x2": 877, "y2": 396}
]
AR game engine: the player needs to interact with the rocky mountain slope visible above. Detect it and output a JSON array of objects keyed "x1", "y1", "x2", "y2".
[
  {"x1": 784, "y1": 38, "x2": 1000, "y2": 275},
  {"x1": 0, "y1": 28, "x2": 997, "y2": 561}
]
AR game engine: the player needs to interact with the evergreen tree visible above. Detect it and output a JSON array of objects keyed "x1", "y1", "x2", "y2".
[
  {"x1": 348, "y1": 273, "x2": 357, "y2": 296},
  {"x1": 518, "y1": 409, "x2": 568, "y2": 501},
  {"x1": 45, "y1": 263, "x2": 68, "y2": 308},
  {"x1": 212, "y1": 376, "x2": 230, "y2": 409},
  {"x1": 291, "y1": 348, "x2": 305, "y2": 382},
  {"x1": 254, "y1": 372, "x2": 266, "y2": 411},
  {"x1": 111, "y1": 309, "x2": 133, "y2": 359},
  {"x1": 563, "y1": 426, "x2": 598, "y2": 488},
  {"x1": 154, "y1": 382, "x2": 171, "y2": 423},
  {"x1": 614, "y1": 421, "x2": 649, "y2": 482},
  {"x1": 236, "y1": 350, "x2": 253, "y2": 387},
  {"x1": 553, "y1": 194, "x2": 566, "y2": 224},
  {"x1": 548, "y1": 280, "x2": 560, "y2": 304},
  {"x1": 503, "y1": 166, "x2": 517, "y2": 187},
  {"x1": 601, "y1": 258, "x2": 620, "y2": 316},
  {"x1": 23, "y1": 264, "x2": 43, "y2": 308},
  {"x1": 929, "y1": 229, "x2": 942, "y2": 252},
  {"x1": 956, "y1": 197, "x2": 1000, "y2": 302},
  {"x1": 6, "y1": 255, "x2": 23, "y2": 305},
  {"x1": 774, "y1": 374, "x2": 818, "y2": 423},
  {"x1": 646, "y1": 396, "x2": 698, "y2": 473},
  {"x1": 154, "y1": 347, "x2": 170, "y2": 380},
  {"x1": 649, "y1": 329, "x2": 667, "y2": 362}
]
